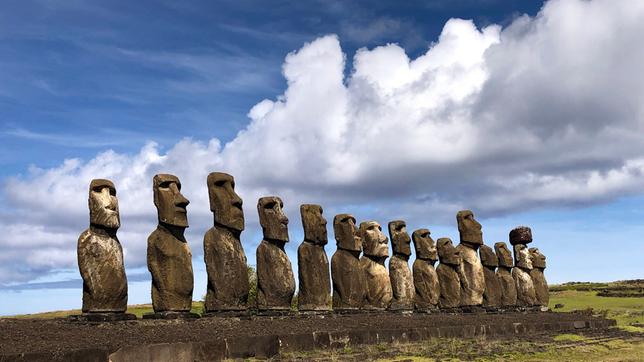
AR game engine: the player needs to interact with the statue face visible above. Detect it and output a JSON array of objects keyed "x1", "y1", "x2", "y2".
[
  {"x1": 360, "y1": 221, "x2": 389, "y2": 258},
  {"x1": 388, "y1": 220, "x2": 411, "y2": 256},
  {"x1": 207, "y1": 172, "x2": 244, "y2": 231},
  {"x1": 529, "y1": 247, "x2": 546, "y2": 269},
  {"x1": 479, "y1": 244, "x2": 498, "y2": 268},
  {"x1": 412, "y1": 228, "x2": 437, "y2": 261},
  {"x1": 88, "y1": 179, "x2": 120, "y2": 229},
  {"x1": 437, "y1": 237, "x2": 461, "y2": 265},
  {"x1": 301, "y1": 204, "x2": 327, "y2": 245},
  {"x1": 153, "y1": 174, "x2": 190, "y2": 228},
  {"x1": 258, "y1": 196, "x2": 289, "y2": 242},
  {"x1": 513, "y1": 244, "x2": 533, "y2": 269},
  {"x1": 333, "y1": 213, "x2": 361, "y2": 252},
  {"x1": 456, "y1": 210, "x2": 483, "y2": 245},
  {"x1": 494, "y1": 242, "x2": 514, "y2": 268},
  {"x1": 509, "y1": 226, "x2": 532, "y2": 245}
]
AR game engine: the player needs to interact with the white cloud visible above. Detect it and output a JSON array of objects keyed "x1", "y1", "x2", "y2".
[{"x1": 3, "y1": 0, "x2": 644, "y2": 284}]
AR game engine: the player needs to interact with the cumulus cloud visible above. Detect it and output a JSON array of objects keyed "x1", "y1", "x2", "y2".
[{"x1": 3, "y1": 0, "x2": 644, "y2": 284}]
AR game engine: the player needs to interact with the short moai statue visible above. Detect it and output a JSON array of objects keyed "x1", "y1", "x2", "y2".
[
  {"x1": 456, "y1": 210, "x2": 485, "y2": 307},
  {"x1": 529, "y1": 247, "x2": 549, "y2": 307},
  {"x1": 331, "y1": 214, "x2": 365, "y2": 311},
  {"x1": 510, "y1": 226, "x2": 537, "y2": 307},
  {"x1": 256, "y1": 196, "x2": 296, "y2": 312},
  {"x1": 436, "y1": 238, "x2": 462, "y2": 309},
  {"x1": 297, "y1": 204, "x2": 331, "y2": 312},
  {"x1": 203, "y1": 172, "x2": 249, "y2": 315},
  {"x1": 388, "y1": 220, "x2": 415, "y2": 311},
  {"x1": 75, "y1": 179, "x2": 135, "y2": 321},
  {"x1": 479, "y1": 245, "x2": 502, "y2": 308},
  {"x1": 494, "y1": 242, "x2": 517, "y2": 307},
  {"x1": 360, "y1": 221, "x2": 393, "y2": 310},
  {"x1": 412, "y1": 229, "x2": 440, "y2": 311},
  {"x1": 146, "y1": 174, "x2": 197, "y2": 319}
]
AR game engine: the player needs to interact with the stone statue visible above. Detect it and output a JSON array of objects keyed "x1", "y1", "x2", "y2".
[
  {"x1": 494, "y1": 242, "x2": 517, "y2": 306},
  {"x1": 388, "y1": 220, "x2": 414, "y2": 311},
  {"x1": 331, "y1": 213, "x2": 365, "y2": 311},
  {"x1": 456, "y1": 210, "x2": 485, "y2": 307},
  {"x1": 297, "y1": 204, "x2": 331, "y2": 312},
  {"x1": 256, "y1": 196, "x2": 295, "y2": 312},
  {"x1": 512, "y1": 243, "x2": 537, "y2": 307},
  {"x1": 436, "y1": 238, "x2": 462, "y2": 309},
  {"x1": 529, "y1": 247, "x2": 549, "y2": 307},
  {"x1": 77, "y1": 179, "x2": 133, "y2": 320},
  {"x1": 479, "y1": 244, "x2": 502, "y2": 308},
  {"x1": 359, "y1": 221, "x2": 392, "y2": 310},
  {"x1": 146, "y1": 174, "x2": 196, "y2": 318},
  {"x1": 412, "y1": 229, "x2": 440, "y2": 311},
  {"x1": 203, "y1": 172, "x2": 249, "y2": 314}
]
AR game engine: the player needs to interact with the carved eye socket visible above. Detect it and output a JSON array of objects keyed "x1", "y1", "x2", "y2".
[
  {"x1": 214, "y1": 180, "x2": 226, "y2": 187},
  {"x1": 159, "y1": 181, "x2": 172, "y2": 189},
  {"x1": 109, "y1": 187, "x2": 116, "y2": 196},
  {"x1": 264, "y1": 201, "x2": 277, "y2": 210}
]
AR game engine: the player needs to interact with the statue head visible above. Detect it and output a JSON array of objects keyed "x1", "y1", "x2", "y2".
[
  {"x1": 258, "y1": 196, "x2": 289, "y2": 242},
  {"x1": 153, "y1": 174, "x2": 189, "y2": 228},
  {"x1": 412, "y1": 228, "x2": 437, "y2": 262},
  {"x1": 301, "y1": 204, "x2": 327, "y2": 245},
  {"x1": 509, "y1": 226, "x2": 532, "y2": 245},
  {"x1": 437, "y1": 237, "x2": 461, "y2": 266},
  {"x1": 456, "y1": 210, "x2": 483, "y2": 246},
  {"x1": 333, "y1": 213, "x2": 361, "y2": 252},
  {"x1": 207, "y1": 172, "x2": 244, "y2": 231},
  {"x1": 494, "y1": 242, "x2": 514, "y2": 268},
  {"x1": 479, "y1": 244, "x2": 498, "y2": 268},
  {"x1": 513, "y1": 244, "x2": 532, "y2": 269},
  {"x1": 88, "y1": 179, "x2": 120, "y2": 229},
  {"x1": 388, "y1": 220, "x2": 411, "y2": 257},
  {"x1": 529, "y1": 247, "x2": 546, "y2": 269},
  {"x1": 360, "y1": 221, "x2": 389, "y2": 258}
]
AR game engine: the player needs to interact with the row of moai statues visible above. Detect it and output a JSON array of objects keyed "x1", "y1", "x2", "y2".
[{"x1": 77, "y1": 173, "x2": 548, "y2": 319}]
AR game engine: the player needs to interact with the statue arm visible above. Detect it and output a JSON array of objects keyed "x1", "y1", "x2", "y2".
[
  {"x1": 147, "y1": 235, "x2": 164, "y2": 291},
  {"x1": 77, "y1": 232, "x2": 94, "y2": 291}
]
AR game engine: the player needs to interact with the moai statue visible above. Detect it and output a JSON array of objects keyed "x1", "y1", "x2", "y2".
[
  {"x1": 331, "y1": 214, "x2": 365, "y2": 311},
  {"x1": 360, "y1": 221, "x2": 392, "y2": 310},
  {"x1": 76, "y1": 179, "x2": 134, "y2": 321},
  {"x1": 388, "y1": 220, "x2": 414, "y2": 311},
  {"x1": 529, "y1": 247, "x2": 549, "y2": 307},
  {"x1": 510, "y1": 226, "x2": 537, "y2": 307},
  {"x1": 436, "y1": 238, "x2": 462, "y2": 309},
  {"x1": 256, "y1": 196, "x2": 296, "y2": 312},
  {"x1": 456, "y1": 210, "x2": 485, "y2": 307},
  {"x1": 412, "y1": 229, "x2": 440, "y2": 311},
  {"x1": 146, "y1": 174, "x2": 197, "y2": 318},
  {"x1": 479, "y1": 245, "x2": 502, "y2": 308},
  {"x1": 297, "y1": 204, "x2": 331, "y2": 312},
  {"x1": 203, "y1": 172, "x2": 249, "y2": 315},
  {"x1": 494, "y1": 242, "x2": 517, "y2": 306}
]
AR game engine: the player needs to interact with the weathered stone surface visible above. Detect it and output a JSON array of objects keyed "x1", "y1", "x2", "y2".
[
  {"x1": 412, "y1": 229, "x2": 439, "y2": 310},
  {"x1": 360, "y1": 221, "x2": 392, "y2": 310},
  {"x1": 479, "y1": 245, "x2": 502, "y2": 307},
  {"x1": 495, "y1": 242, "x2": 514, "y2": 268},
  {"x1": 513, "y1": 244, "x2": 537, "y2": 306},
  {"x1": 529, "y1": 247, "x2": 549, "y2": 307},
  {"x1": 256, "y1": 196, "x2": 295, "y2": 310},
  {"x1": 509, "y1": 226, "x2": 532, "y2": 246},
  {"x1": 203, "y1": 172, "x2": 249, "y2": 313},
  {"x1": 331, "y1": 214, "x2": 365, "y2": 310},
  {"x1": 436, "y1": 238, "x2": 462, "y2": 309},
  {"x1": 457, "y1": 210, "x2": 483, "y2": 245},
  {"x1": 388, "y1": 220, "x2": 414, "y2": 311},
  {"x1": 494, "y1": 241, "x2": 517, "y2": 306},
  {"x1": 297, "y1": 204, "x2": 331, "y2": 311},
  {"x1": 456, "y1": 210, "x2": 485, "y2": 307},
  {"x1": 148, "y1": 174, "x2": 193, "y2": 313},
  {"x1": 78, "y1": 179, "x2": 128, "y2": 313}
]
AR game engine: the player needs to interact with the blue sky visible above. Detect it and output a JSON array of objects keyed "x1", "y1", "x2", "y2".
[{"x1": 1, "y1": 0, "x2": 644, "y2": 315}]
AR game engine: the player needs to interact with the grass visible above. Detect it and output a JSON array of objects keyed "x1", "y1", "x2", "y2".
[{"x1": 9, "y1": 301, "x2": 204, "y2": 319}]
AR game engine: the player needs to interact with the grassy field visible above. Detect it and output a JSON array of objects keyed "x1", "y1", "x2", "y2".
[{"x1": 10, "y1": 302, "x2": 205, "y2": 319}]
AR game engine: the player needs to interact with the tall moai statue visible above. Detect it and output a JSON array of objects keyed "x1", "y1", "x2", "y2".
[
  {"x1": 331, "y1": 214, "x2": 365, "y2": 311},
  {"x1": 256, "y1": 196, "x2": 296, "y2": 312},
  {"x1": 203, "y1": 172, "x2": 249, "y2": 315},
  {"x1": 360, "y1": 221, "x2": 393, "y2": 310},
  {"x1": 412, "y1": 229, "x2": 440, "y2": 311},
  {"x1": 146, "y1": 174, "x2": 197, "y2": 318},
  {"x1": 297, "y1": 204, "x2": 331, "y2": 312},
  {"x1": 76, "y1": 179, "x2": 134, "y2": 321},
  {"x1": 456, "y1": 210, "x2": 485, "y2": 307},
  {"x1": 479, "y1": 245, "x2": 502, "y2": 308},
  {"x1": 529, "y1": 247, "x2": 549, "y2": 307},
  {"x1": 436, "y1": 237, "x2": 462, "y2": 309},
  {"x1": 510, "y1": 226, "x2": 537, "y2": 307},
  {"x1": 494, "y1": 242, "x2": 517, "y2": 306},
  {"x1": 388, "y1": 220, "x2": 414, "y2": 311}
]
